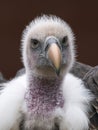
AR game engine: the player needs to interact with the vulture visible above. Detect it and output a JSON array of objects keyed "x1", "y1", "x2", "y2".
[{"x1": 0, "y1": 15, "x2": 96, "y2": 130}]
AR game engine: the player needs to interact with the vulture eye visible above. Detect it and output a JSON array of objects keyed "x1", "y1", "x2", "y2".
[
  {"x1": 31, "y1": 39, "x2": 40, "y2": 49},
  {"x1": 62, "y1": 36, "x2": 68, "y2": 47}
]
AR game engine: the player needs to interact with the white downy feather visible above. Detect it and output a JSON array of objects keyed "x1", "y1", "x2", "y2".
[
  {"x1": 0, "y1": 74, "x2": 26, "y2": 130},
  {"x1": 59, "y1": 73, "x2": 93, "y2": 130}
]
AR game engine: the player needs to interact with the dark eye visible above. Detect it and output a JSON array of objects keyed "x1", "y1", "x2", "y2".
[
  {"x1": 62, "y1": 36, "x2": 68, "y2": 46},
  {"x1": 31, "y1": 39, "x2": 40, "y2": 49}
]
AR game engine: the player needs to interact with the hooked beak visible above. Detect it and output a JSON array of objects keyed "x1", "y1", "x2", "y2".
[{"x1": 45, "y1": 37, "x2": 62, "y2": 76}]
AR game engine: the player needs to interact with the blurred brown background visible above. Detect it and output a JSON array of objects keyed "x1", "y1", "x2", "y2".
[{"x1": 0, "y1": 0, "x2": 98, "y2": 79}]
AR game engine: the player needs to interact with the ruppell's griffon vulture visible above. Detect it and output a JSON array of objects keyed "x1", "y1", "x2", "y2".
[{"x1": 0, "y1": 15, "x2": 94, "y2": 130}]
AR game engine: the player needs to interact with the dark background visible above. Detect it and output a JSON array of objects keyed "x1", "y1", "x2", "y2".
[{"x1": 0, "y1": 0, "x2": 98, "y2": 79}]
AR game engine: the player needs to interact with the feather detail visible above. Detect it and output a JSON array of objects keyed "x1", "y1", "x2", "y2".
[{"x1": 0, "y1": 75, "x2": 26, "y2": 130}]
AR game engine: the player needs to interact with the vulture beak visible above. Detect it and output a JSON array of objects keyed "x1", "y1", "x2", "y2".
[{"x1": 45, "y1": 37, "x2": 62, "y2": 76}]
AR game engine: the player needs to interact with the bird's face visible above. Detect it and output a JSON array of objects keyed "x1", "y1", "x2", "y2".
[{"x1": 22, "y1": 16, "x2": 75, "y2": 78}]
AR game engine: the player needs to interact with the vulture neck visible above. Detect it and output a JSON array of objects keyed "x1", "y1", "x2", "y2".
[{"x1": 25, "y1": 72, "x2": 64, "y2": 116}]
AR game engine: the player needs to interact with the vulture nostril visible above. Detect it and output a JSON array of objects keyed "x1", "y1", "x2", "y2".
[{"x1": 45, "y1": 43, "x2": 50, "y2": 52}]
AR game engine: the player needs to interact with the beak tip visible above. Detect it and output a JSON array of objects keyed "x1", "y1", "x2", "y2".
[{"x1": 56, "y1": 68, "x2": 60, "y2": 76}]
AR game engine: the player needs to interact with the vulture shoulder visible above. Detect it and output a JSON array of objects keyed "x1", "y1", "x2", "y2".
[
  {"x1": 83, "y1": 66, "x2": 98, "y2": 130},
  {"x1": 71, "y1": 62, "x2": 98, "y2": 130}
]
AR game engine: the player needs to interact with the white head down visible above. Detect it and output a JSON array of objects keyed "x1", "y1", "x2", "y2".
[{"x1": 21, "y1": 15, "x2": 75, "y2": 78}]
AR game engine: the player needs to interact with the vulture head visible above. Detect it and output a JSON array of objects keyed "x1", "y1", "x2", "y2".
[
  {"x1": 16, "y1": 15, "x2": 93, "y2": 130},
  {"x1": 22, "y1": 15, "x2": 75, "y2": 78}
]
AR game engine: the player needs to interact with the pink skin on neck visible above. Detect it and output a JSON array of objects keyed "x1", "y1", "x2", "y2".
[{"x1": 25, "y1": 75, "x2": 64, "y2": 118}]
